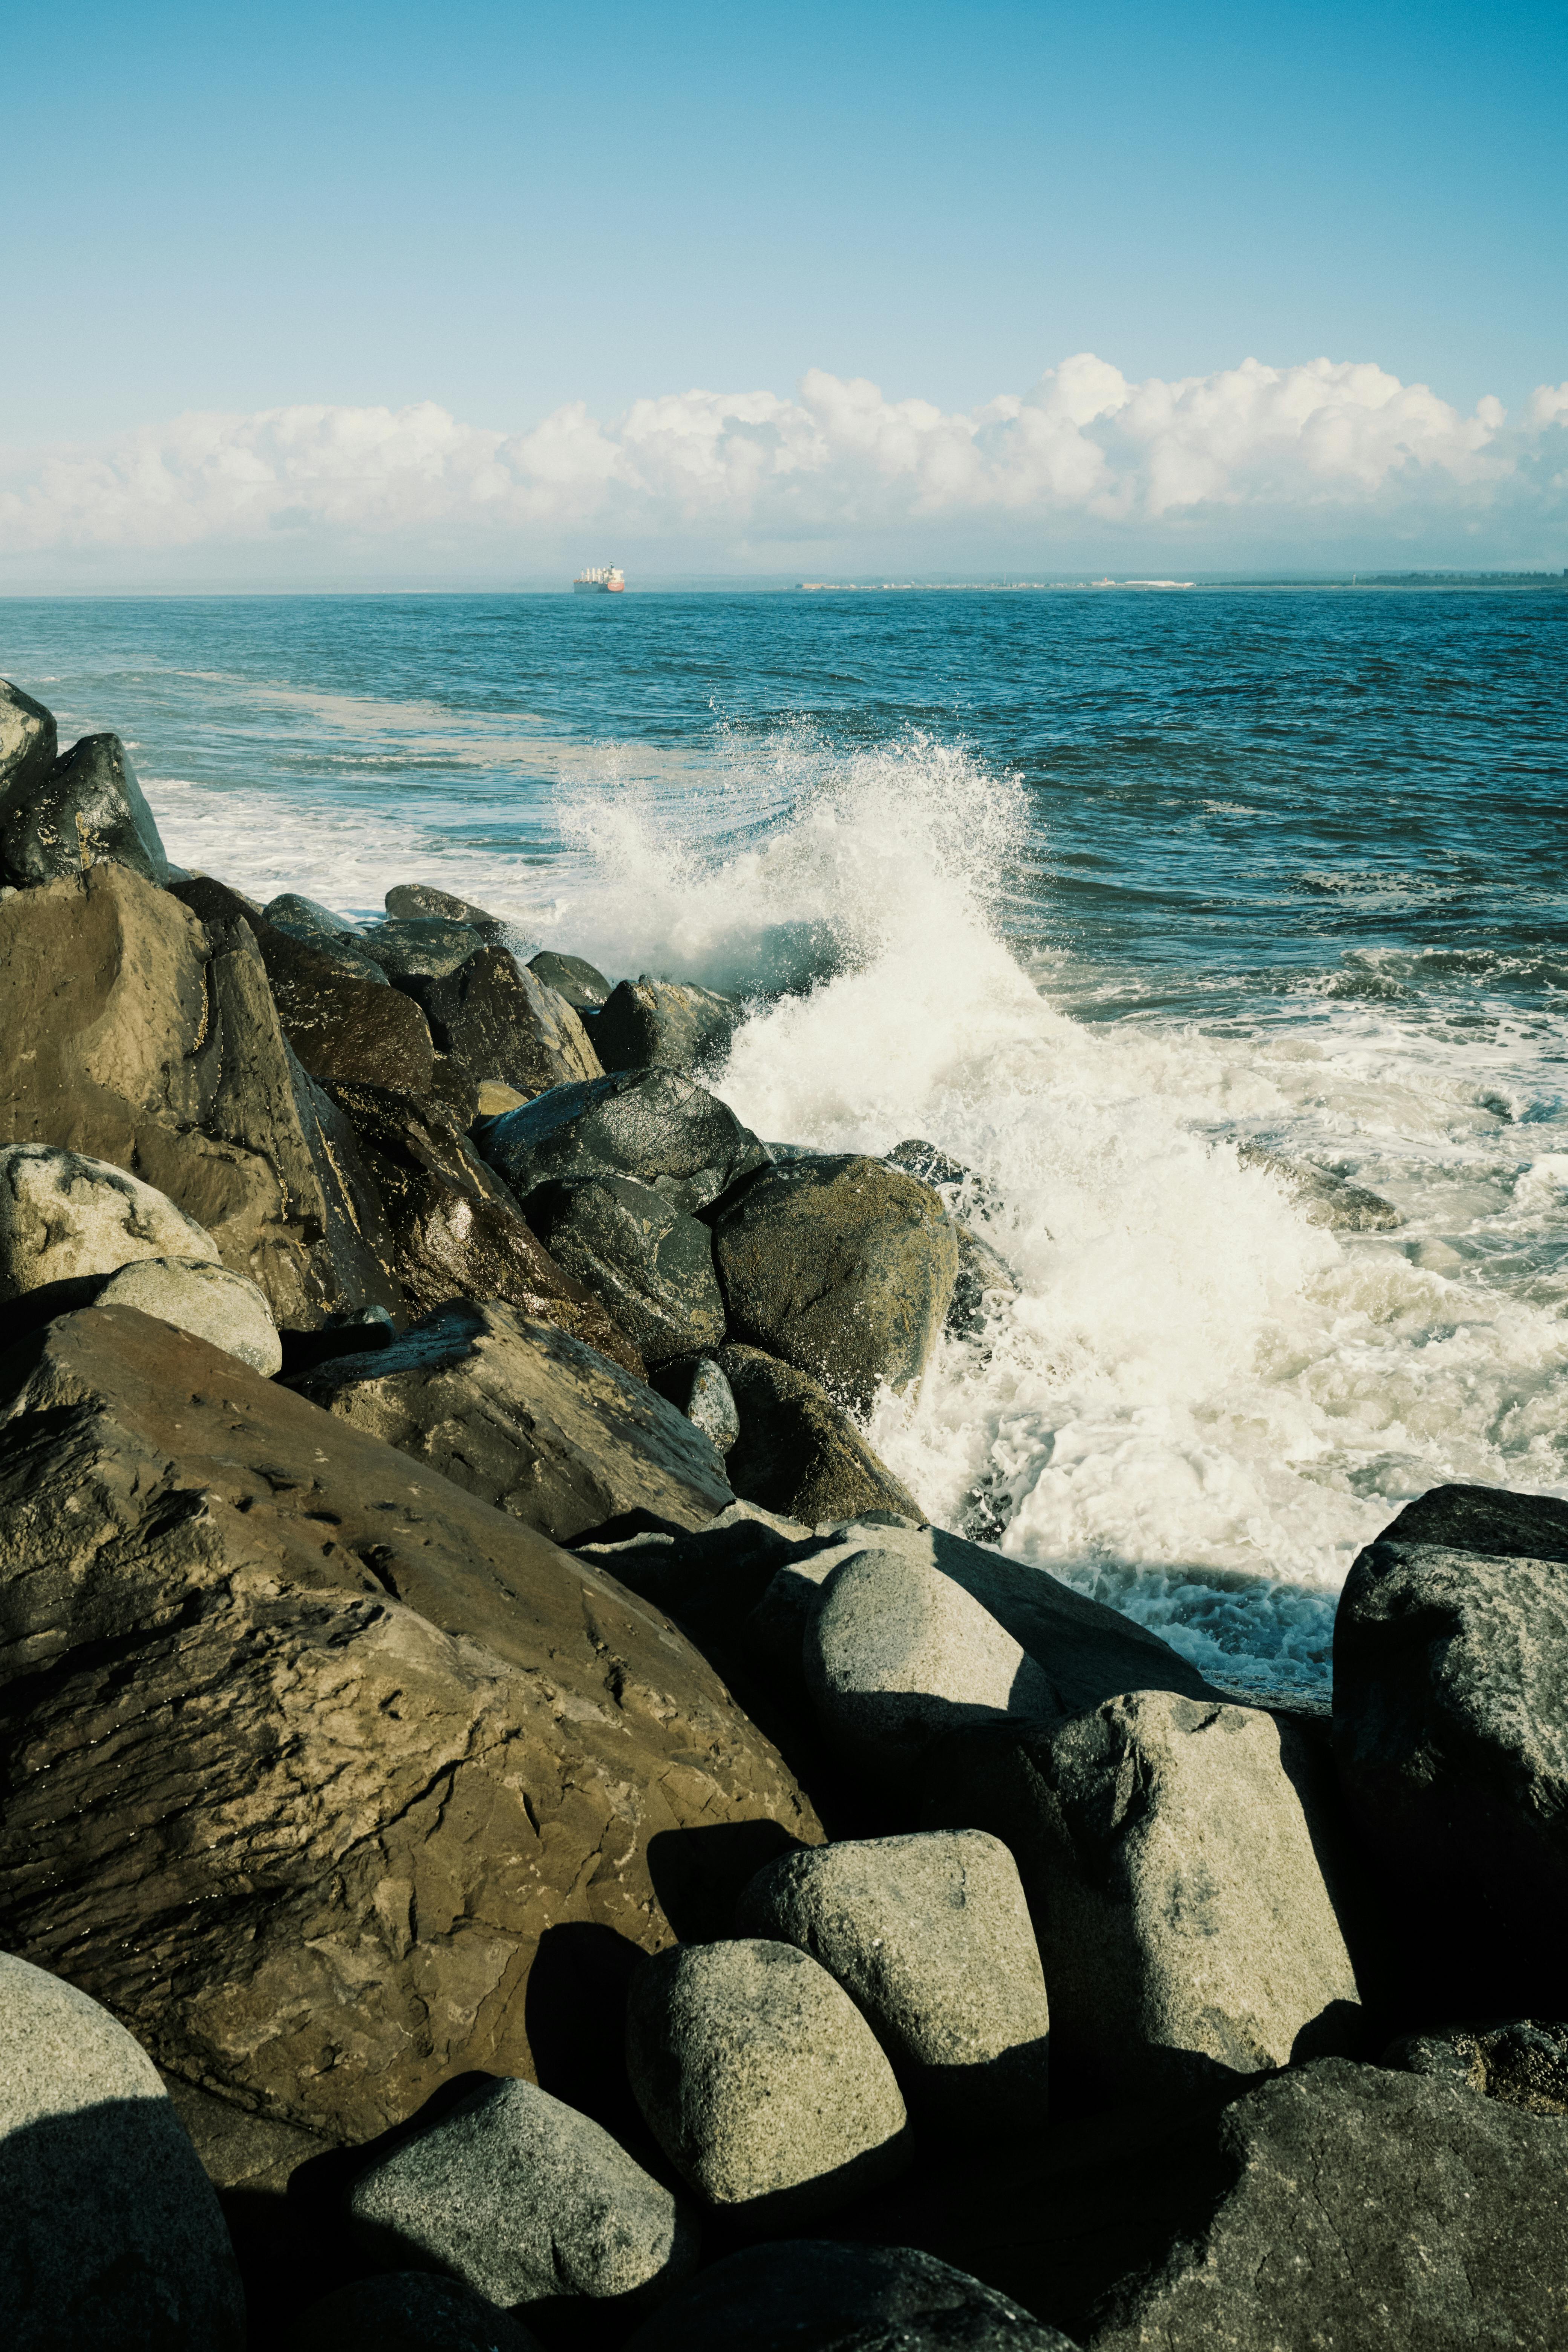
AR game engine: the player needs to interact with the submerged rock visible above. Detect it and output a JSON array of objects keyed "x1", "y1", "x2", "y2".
[
  {"x1": 528, "y1": 948, "x2": 614, "y2": 1011},
  {"x1": 1240, "y1": 1142, "x2": 1401, "y2": 1231},
  {"x1": 0, "y1": 727, "x2": 172, "y2": 890},
  {"x1": 595, "y1": 975, "x2": 740, "y2": 1075},
  {"x1": 623, "y1": 2240, "x2": 1078, "y2": 2352},
  {"x1": 479, "y1": 1067, "x2": 771, "y2": 1214},
  {"x1": 525, "y1": 1173, "x2": 726, "y2": 1364},
  {"x1": 718, "y1": 1343, "x2": 923, "y2": 1524}
]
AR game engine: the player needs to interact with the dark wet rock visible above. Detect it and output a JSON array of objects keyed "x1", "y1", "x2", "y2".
[
  {"x1": 524, "y1": 1174, "x2": 725, "y2": 1365},
  {"x1": 922, "y1": 1690, "x2": 1362, "y2": 2105},
  {"x1": 400, "y1": 943, "x2": 602, "y2": 1097},
  {"x1": 385, "y1": 879, "x2": 506, "y2": 937},
  {"x1": 737, "y1": 1830, "x2": 1050, "y2": 2129},
  {"x1": 626, "y1": 1940, "x2": 908, "y2": 2223},
  {"x1": 1240, "y1": 1142, "x2": 1401, "y2": 1231},
  {"x1": 358, "y1": 914, "x2": 488, "y2": 980},
  {"x1": 1, "y1": 864, "x2": 401, "y2": 1328},
  {"x1": 263, "y1": 891, "x2": 357, "y2": 939},
  {"x1": 1080, "y1": 2057, "x2": 1568, "y2": 2352},
  {"x1": 277, "y1": 1306, "x2": 399, "y2": 1380},
  {"x1": 286, "y1": 1298, "x2": 732, "y2": 1543},
  {"x1": 0, "y1": 728, "x2": 172, "y2": 889},
  {"x1": 288, "y1": 2272, "x2": 542, "y2": 2351},
  {"x1": 0, "y1": 1951, "x2": 245, "y2": 2351},
  {"x1": 948, "y1": 1222, "x2": 1021, "y2": 1339},
  {"x1": 479, "y1": 1067, "x2": 771, "y2": 1216},
  {"x1": 1383, "y1": 2018, "x2": 1568, "y2": 2113},
  {"x1": 347, "y1": 2074, "x2": 698, "y2": 2317},
  {"x1": 0, "y1": 678, "x2": 57, "y2": 805},
  {"x1": 160, "y1": 2067, "x2": 330, "y2": 2197},
  {"x1": 652, "y1": 1352, "x2": 740, "y2": 1453},
  {"x1": 710, "y1": 1156, "x2": 959, "y2": 1412},
  {"x1": 718, "y1": 1343, "x2": 922, "y2": 1524},
  {"x1": 595, "y1": 974, "x2": 740, "y2": 1075},
  {"x1": 1333, "y1": 1482, "x2": 1568, "y2": 2018},
  {"x1": 886, "y1": 1137, "x2": 1002, "y2": 1220},
  {"x1": 623, "y1": 2240, "x2": 1079, "y2": 2352},
  {"x1": 321, "y1": 1080, "x2": 642, "y2": 1374},
  {"x1": 528, "y1": 948, "x2": 614, "y2": 1011},
  {"x1": 0, "y1": 1305, "x2": 819, "y2": 2144}
]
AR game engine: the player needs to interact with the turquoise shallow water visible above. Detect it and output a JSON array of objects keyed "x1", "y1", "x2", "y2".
[{"x1": 3, "y1": 589, "x2": 1566, "y2": 1699}]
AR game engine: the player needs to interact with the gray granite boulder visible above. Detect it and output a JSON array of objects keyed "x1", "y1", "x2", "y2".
[
  {"x1": 718, "y1": 1343, "x2": 923, "y2": 1523},
  {"x1": 0, "y1": 679, "x2": 56, "y2": 805},
  {"x1": 0, "y1": 1141, "x2": 219, "y2": 1300},
  {"x1": 17, "y1": 1254, "x2": 283, "y2": 1373},
  {"x1": 0, "y1": 1951, "x2": 244, "y2": 2349},
  {"x1": 623, "y1": 2240, "x2": 1078, "y2": 2352},
  {"x1": 286, "y1": 1297, "x2": 732, "y2": 1542},
  {"x1": 595, "y1": 975, "x2": 739, "y2": 1075},
  {"x1": 289, "y1": 2272, "x2": 541, "y2": 2349},
  {"x1": 401, "y1": 945, "x2": 602, "y2": 1098},
  {"x1": 524, "y1": 1174, "x2": 724, "y2": 1364},
  {"x1": 737, "y1": 1830, "x2": 1049, "y2": 2128},
  {"x1": 480, "y1": 1067, "x2": 771, "y2": 1214},
  {"x1": 653, "y1": 1351, "x2": 741, "y2": 1452},
  {"x1": 806, "y1": 1547, "x2": 1059, "y2": 1775},
  {"x1": 924, "y1": 1689, "x2": 1363, "y2": 2102},
  {"x1": 710, "y1": 1155, "x2": 959, "y2": 1411},
  {"x1": 1333, "y1": 1482, "x2": 1568, "y2": 2018},
  {"x1": 1383, "y1": 2018, "x2": 1568, "y2": 2113},
  {"x1": 348, "y1": 2075, "x2": 698, "y2": 2317},
  {"x1": 626, "y1": 1940, "x2": 909, "y2": 2222},
  {"x1": 527, "y1": 949, "x2": 613, "y2": 1011},
  {"x1": 0, "y1": 728, "x2": 172, "y2": 890}
]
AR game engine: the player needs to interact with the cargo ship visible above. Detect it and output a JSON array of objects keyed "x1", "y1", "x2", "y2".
[{"x1": 573, "y1": 566, "x2": 625, "y2": 594}]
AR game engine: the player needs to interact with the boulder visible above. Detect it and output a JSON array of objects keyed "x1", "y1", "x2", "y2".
[
  {"x1": 1239, "y1": 1142, "x2": 1401, "y2": 1231},
  {"x1": 263, "y1": 891, "x2": 358, "y2": 939},
  {"x1": 0, "y1": 727, "x2": 172, "y2": 890},
  {"x1": 524, "y1": 1174, "x2": 725, "y2": 1364},
  {"x1": 625, "y1": 1940, "x2": 909, "y2": 2222},
  {"x1": 0, "y1": 678, "x2": 57, "y2": 804},
  {"x1": 0, "y1": 1306, "x2": 820, "y2": 2144},
  {"x1": 1383, "y1": 2018, "x2": 1568, "y2": 2113},
  {"x1": 479, "y1": 1068, "x2": 771, "y2": 1215},
  {"x1": 710, "y1": 1156, "x2": 959, "y2": 1412},
  {"x1": 358, "y1": 915, "x2": 488, "y2": 980},
  {"x1": 737, "y1": 1830, "x2": 1050, "y2": 2129},
  {"x1": 718, "y1": 1343, "x2": 923, "y2": 1524},
  {"x1": 528, "y1": 948, "x2": 613, "y2": 1012},
  {"x1": 923, "y1": 1690, "x2": 1363, "y2": 2104},
  {"x1": 623, "y1": 2240, "x2": 1078, "y2": 2352},
  {"x1": 347, "y1": 2075, "x2": 698, "y2": 2317},
  {"x1": 594, "y1": 976, "x2": 739, "y2": 1075},
  {"x1": 286, "y1": 1298, "x2": 732, "y2": 1543},
  {"x1": 948, "y1": 1222, "x2": 1020, "y2": 1340},
  {"x1": 805, "y1": 1548, "x2": 1058, "y2": 1777},
  {"x1": 652, "y1": 1352, "x2": 740, "y2": 1453},
  {"x1": 321, "y1": 1080, "x2": 642, "y2": 1374},
  {"x1": 289, "y1": 2273, "x2": 541, "y2": 2351},
  {"x1": 0, "y1": 1254, "x2": 281, "y2": 1374},
  {"x1": 0, "y1": 1950, "x2": 245, "y2": 2350},
  {"x1": 1332, "y1": 1482, "x2": 1568, "y2": 2017},
  {"x1": 400, "y1": 944, "x2": 602, "y2": 1096},
  {"x1": 1082, "y1": 2058, "x2": 1568, "y2": 2352},
  {"x1": 0, "y1": 862, "x2": 404, "y2": 1327},
  {"x1": 0, "y1": 1142, "x2": 219, "y2": 1299},
  {"x1": 385, "y1": 880, "x2": 506, "y2": 937}
]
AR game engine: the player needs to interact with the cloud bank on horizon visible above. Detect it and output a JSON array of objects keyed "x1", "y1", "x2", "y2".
[{"x1": 5, "y1": 352, "x2": 1567, "y2": 580}]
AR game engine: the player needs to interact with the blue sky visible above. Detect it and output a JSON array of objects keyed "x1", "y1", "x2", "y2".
[{"x1": 3, "y1": 0, "x2": 1565, "y2": 579}]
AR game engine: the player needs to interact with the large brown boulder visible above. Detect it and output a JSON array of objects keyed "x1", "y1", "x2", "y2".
[
  {"x1": 0, "y1": 1306, "x2": 819, "y2": 2145},
  {"x1": 717, "y1": 1343, "x2": 922, "y2": 1525},
  {"x1": 401, "y1": 945, "x2": 602, "y2": 1098},
  {"x1": 0, "y1": 863, "x2": 401, "y2": 1328}
]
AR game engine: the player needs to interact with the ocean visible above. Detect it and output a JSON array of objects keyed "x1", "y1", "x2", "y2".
[{"x1": 4, "y1": 587, "x2": 1566, "y2": 1706}]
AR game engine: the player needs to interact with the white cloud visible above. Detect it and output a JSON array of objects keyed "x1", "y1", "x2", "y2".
[{"x1": 2, "y1": 353, "x2": 1565, "y2": 577}]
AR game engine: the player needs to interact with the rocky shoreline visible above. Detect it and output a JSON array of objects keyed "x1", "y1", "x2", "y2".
[{"x1": 0, "y1": 675, "x2": 1565, "y2": 2350}]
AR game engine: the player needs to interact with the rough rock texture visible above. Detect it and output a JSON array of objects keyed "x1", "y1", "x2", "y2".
[
  {"x1": 623, "y1": 2240, "x2": 1079, "y2": 2352},
  {"x1": 718, "y1": 1343, "x2": 922, "y2": 1524},
  {"x1": 924, "y1": 1691, "x2": 1362, "y2": 2103},
  {"x1": 0, "y1": 729, "x2": 172, "y2": 890},
  {"x1": 737, "y1": 1831, "x2": 1050, "y2": 2128},
  {"x1": 14, "y1": 1254, "x2": 283, "y2": 1374},
  {"x1": 948, "y1": 1222, "x2": 1021, "y2": 1339},
  {"x1": 348, "y1": 2075, "x2": 698, "y2": 2316},
  {"x1": 0, "y1": 1951, "x2": 245, "y2": 2350},
  {"x1": 529, "y1": 949, "x2": 613, "y2": 1011},
  {"x1": 595, "y1": 976, "x2": 739, "y2": 1076},
  {"x1": 807, "y1": 1548, "x2": 1058, "y2": 1776},
  {"x1": 1383, "y1": 2018, "x2": 1568, "y2": 2113},
  {"x1": 288, "y1": 1298, "x2": 732, "y2": 1543},
  {"x1": 1084, "y1": 2058, "x2": 1568, "y2": 2352},
  {"x1": 1240, "y1": 1143, "x2": 1401, "y2": 1231},
  {"x1": 626, "y1": 1940, "x2": 909, "y2": 2222},
  {"x1": 263, "y1": 891, "x2": 357, "y2": 940},
  {"x1": 710, "y1": 1156, "x2": 959, "y2": 1412},
  {"x1": 652, "y1": 1352, "x2": 740, "y2": 1453},
  {"x1": 401, "y1": 945, "x2": 602, "y2": 1098},
  {"x1": 0, "y1": 1141, "x2": 219, "y2": 1299},
  {"x1": 289, "y1": 2273, "x2": 542, "y2": 2352},
  {"x1": 1333, "y1": 1482, "x2": 1568, "y2": 2018},
  {"x1": 0, "y1": 1306, "x2": 820, "y2": 2145},
  {"x1": 525, "y1": 1174, "x2": 725, "y2": 1365},
  {"x1": 0, "y1": 678, "x2": 57, "y2": 806},
  {"x1": 322, "y1": 1080, "x2": 642, "y2": 1374},
  {"x1": 0, "y1": 864, "x2": 401, "y2": 1327},
  {"x1": 386, "y1": 880, "x2": 506, "y2": 936},
  {"x1": 481, "y1": 1069, "x2": 771, "y2": 1216},
  {"x1": 359, "y1": 916, "x2": 487, "y2": 980}
]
